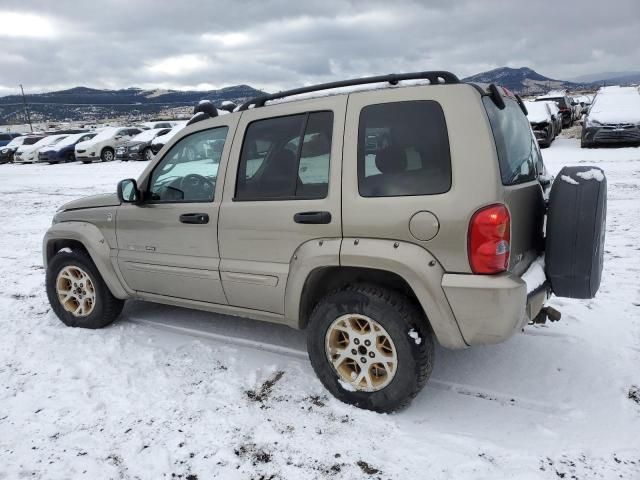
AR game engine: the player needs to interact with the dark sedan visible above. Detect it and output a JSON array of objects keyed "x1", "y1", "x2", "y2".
[
  {"x1": 116, "y1": 128, "x2": 171, "y2": 161},
  {"x1": 38, "y1": 132, "x2": 96, "y2": 164}
]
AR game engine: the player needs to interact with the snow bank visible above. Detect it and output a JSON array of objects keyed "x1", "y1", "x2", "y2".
[{"x1": 588, "y1": 86, "x2": 640, "y2": 125}]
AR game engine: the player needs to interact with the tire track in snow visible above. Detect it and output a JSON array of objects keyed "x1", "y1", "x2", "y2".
[{"x1": 128, "y1": 315, "x2": 572, "y2": 416}]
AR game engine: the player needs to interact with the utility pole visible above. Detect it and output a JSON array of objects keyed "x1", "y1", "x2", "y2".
[{"x1": 19, "y1": 84, "x2": 33, "y2": 132}]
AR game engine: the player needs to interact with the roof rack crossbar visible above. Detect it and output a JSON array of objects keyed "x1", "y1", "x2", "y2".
[{"x1": 239, "y1": 70, "x2": 460, "y2": 110}]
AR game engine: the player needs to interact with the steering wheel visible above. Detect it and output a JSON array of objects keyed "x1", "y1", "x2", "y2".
[{"x1": 180, "y1": 174, "x2": 214, "y2": 199}]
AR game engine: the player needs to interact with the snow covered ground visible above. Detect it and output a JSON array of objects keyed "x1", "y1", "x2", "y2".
[{"x1": 1, "y1": 138, "x2": 639, "y2": 479}]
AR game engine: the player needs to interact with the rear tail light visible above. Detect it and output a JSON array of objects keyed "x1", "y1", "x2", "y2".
[{"x1": 468, "y1": 204, "x2": 511, "y2": 274}]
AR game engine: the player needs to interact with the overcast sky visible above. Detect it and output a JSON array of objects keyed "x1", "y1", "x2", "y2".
[{"x1": 0, "y1": 0, "x2": 638, "y2": 95}]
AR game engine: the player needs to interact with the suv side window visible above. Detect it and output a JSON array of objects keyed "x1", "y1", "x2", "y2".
[
  {"x1": 357, "y1": 101, "x2": 451, "y2": 197},
  {"x1": 483, "y1": 97, "x2": 537, "y2": 185},
  {"x1": 148, "y1": 127, "x2": 229, "y2": 203},
  {"x1": 235, "y1": 111, "x2": 333, "y2": 200}
]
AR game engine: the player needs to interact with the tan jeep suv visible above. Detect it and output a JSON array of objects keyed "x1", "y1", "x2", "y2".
[{"x1": 43, "y1": 71, "x2": 607, "y2": 412}]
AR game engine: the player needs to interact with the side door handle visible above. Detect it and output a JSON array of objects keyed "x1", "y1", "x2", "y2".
[
  {"x1": 179, "y1": 213, "x2": 209, "y2": 224},
  {"x1": 293, "y1": 211, "x2": 332, "y2": 224}
]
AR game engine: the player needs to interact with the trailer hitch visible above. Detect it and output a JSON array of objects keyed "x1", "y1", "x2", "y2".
[{"x1": 531, "y1": 306, "x2": 562, "y2": 325}]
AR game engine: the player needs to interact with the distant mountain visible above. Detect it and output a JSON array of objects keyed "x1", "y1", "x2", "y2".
[
  {"x1": 571, "y1": 71, "x2": 640, "y2": 84},
  {"x1": 462, "y1": 67, "x2": 594, "y2": 94},
  {"x1": 0, "y1": 84, "x2": 266, "y2": 123}
]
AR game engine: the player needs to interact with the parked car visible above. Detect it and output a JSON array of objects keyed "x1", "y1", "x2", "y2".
[
  {"x1": 116, "y1": 128, "x2": 171, "y2": 161},
  {"x1": 43, "y1": 71, "x2": 606, "y2": 412},
  {"x1": 38, "y1": 132, "x2": 97, "y2": 164},
  {"x1": 0, "y1": 135, "x2": 45, "y2": 164},
  {"x1": 582, "y1": 86, "x2": 640, "y2": 148},
  {"x1": 138, "y1": 121, "x2": 178, "y2": 130},
  {"x1": 14, "y1": 134, "x2": 69, "y2": 164},
  {"x1": 535, "y1": 92, "x2": 573, "y2": 128},
  {"x1": 543, "y1": 100, "x2": 563, "y2": 135},
  {"x1": 525, "y1": 101, "x2": 556, "y2": 147},
  {"x1": 0, "y1": 132, "x2": 21, "y2": 148},
  {"x1": 150, "y1": 122, "x2": 187, "y2": 154},
  {"x1": 75, "y1": 127, "x2": 143, "y2": 163}
]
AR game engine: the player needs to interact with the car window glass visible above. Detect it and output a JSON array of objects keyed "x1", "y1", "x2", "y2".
[
  {"x1": 357, "y1": 101, "x2": 451, "y2": 197},
  {"x1": 148, "y1": 126, "x2": 228, "y2": 203},
  {"x1": 483, "y1": 97, "x2": 536, "y2": 184},
  {"x1": 236, "y1": 111, "x2": 333, "y2": 200}
]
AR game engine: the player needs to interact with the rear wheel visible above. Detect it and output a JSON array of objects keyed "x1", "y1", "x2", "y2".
[
  {"x1": 100, "y1": 148, "x2": 114, "y2": 162},
  {"x1": 46, "y1": 250, "x2": 124, "y2": 329},
  {"x1": 307, "y1": 284, "x2": 434, "y2": 413}
]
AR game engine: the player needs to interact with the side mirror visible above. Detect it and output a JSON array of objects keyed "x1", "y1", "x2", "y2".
[{"x1": 117, "y1": 178, "x2": 140, "y2": 203}]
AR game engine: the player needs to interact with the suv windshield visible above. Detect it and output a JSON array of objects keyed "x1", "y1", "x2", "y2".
[{"x1": 483, "y1": 97, "x2": 537, "y2": 185}]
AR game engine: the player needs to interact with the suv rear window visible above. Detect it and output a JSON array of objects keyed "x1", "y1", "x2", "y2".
[
  {"x1": 357, "y1": 101, "x2": 451, "y2": 197},
  {"x1": 0, "y1": 134, "x2": 11, "y2": 141},
  {"x1": 483, "y1": 97, "x2": 537, "y2": 185}
]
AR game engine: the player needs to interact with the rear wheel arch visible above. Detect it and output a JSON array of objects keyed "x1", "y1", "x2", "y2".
[{"x1": 298, "y1": 266, "x2": 431, "y2": 333}]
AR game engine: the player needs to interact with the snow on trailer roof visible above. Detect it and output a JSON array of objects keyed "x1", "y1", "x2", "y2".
[{"x1": 537, "y1": 90, "x2": 567, "y2": 100}]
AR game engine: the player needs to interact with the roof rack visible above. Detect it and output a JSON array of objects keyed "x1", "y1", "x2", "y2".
[{"x1": 238, "y1": 70, "x2": 460, "y2": 110}]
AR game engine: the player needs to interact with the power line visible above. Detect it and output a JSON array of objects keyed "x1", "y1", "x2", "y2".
[{"x1": 19, "y1": 84, "x2": 33, "y2": 132}]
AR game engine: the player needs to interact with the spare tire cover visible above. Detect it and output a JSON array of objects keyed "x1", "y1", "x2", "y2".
[{"x1": 545, "y1": 166, "x2": 606, "y2": 299}]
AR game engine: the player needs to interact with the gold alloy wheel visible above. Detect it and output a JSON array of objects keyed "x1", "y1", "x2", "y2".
[
  {"x1": 325, "y1": 314, "x2": 398, "y2": 392},
  {"x1": 55, "y1": 266, "x2": 96, "y2": 317}
]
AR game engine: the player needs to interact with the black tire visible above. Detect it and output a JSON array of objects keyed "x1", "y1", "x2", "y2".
[
  {"x1": 48, "y1": 161, "x2": 59, "y2": 165},
  {"x1": 545, "y1": 166, "x2": 607, "y2": 299},
  {"x1": 142, "y1": 147, "x2": 154, "y2": 161},
  {"x1": 46, "y1": 250, "x2": 124, "y2": 329},
  {"x1": 100, "y1": 148, "x2": 114, "y2": 162},
  {"x1": 307, "y1": 284, "x2": 434, "y2": 413},
  {"x1": 82, "y1": 160, "x2": 92, "y2": 164},
  {"x1": 67, "y1": 152, "x2": 75, "y2": 163}
]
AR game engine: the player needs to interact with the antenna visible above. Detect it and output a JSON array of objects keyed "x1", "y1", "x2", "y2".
[{"x1": 19, "y1": 84, "x2": 33, "y2": 132}]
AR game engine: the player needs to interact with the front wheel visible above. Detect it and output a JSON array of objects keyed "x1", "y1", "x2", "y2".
[
  {"x1": 307, "y1": 284, "x2": 434, "y2": 413},
  {"x1": 46, "y1": 250, "x2": 124, "y2": 328},
  {"x1": 142, "y1": 147, "x2": 154, "y2": 161},
  {"x1": 100, "y1": 148, "x2": 114, "y2": 162}
]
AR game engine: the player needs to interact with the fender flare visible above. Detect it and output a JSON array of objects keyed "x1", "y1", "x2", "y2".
[
  {"x1": 285, "y1": 237, "x2": 467, "y2": 349},
  {"x1": 43, "y1": 221, "x2": 130, "y2": 299}
]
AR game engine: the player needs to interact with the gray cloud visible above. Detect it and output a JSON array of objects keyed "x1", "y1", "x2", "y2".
[{"x1": 0, "y1": 0, "x2": 638, "y2": 95}]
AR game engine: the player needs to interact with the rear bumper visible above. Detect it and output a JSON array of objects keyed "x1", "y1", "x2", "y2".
[{"x1": 442, "y1": 272, "x2": 547, "y2": 346}]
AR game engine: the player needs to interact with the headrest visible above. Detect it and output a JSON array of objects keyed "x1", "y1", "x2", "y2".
[{"x1": 375, "y1": 145, "x2": 407, "y2": 174}]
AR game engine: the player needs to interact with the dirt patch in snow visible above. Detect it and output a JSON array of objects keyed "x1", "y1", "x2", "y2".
[
  {"x1": 629, "y1": 385, "x2": 640, "y2": 405},
  {"x1": 246, "y1": 370, "x2": 285, "y2": 404}
]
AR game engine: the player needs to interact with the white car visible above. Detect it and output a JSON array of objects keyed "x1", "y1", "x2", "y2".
[
  {"x1": 13, "y1": 134, "x2": 69, "y2": 164},
  {"x1": 150, "y1": 121, "x2": 187, "y2": 154},
  {"x1": 74, "y1": 127, "x2": 143, "y2": 163},
  {"x1": 138, "y1": 121, "x2": 178, "y2": 130}
]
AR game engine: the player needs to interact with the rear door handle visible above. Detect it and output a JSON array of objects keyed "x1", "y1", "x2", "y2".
[
  {"x1": 179, "y1": 213, "x2": 209, "y2": 224},
  {"x1": 293, "y1": 211, "x2": 332, "y2": 224}
]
